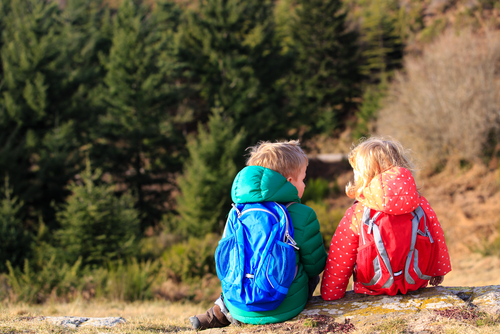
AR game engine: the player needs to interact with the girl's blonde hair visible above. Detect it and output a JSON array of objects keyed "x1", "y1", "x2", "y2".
[
  {"x1": 246, "y1": 140, "x2": 308, "y2": 179},
  {"x1": 346, "y1": 136, "x2": 417, "y2": 199}
]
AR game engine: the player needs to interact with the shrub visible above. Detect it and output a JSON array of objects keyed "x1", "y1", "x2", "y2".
[
  {"x1": 302, "y1": 178, "x2": 331, "y2": 203},
  {"x1": 56, "y1": 161, "x2": 141, "y2": 267},
  {"x1": 6, "y1": 257, "x2": 83, "y2": 304},
  {"x1": 304, "y1": 201, "x2": 346, "y2": 250},
  {"x1": 161, "y1": 233, "x2": 219, "y2": 282},
  {"x1": 88, "y1": 258, "x2": 160, "y2": 301},
  {"x1": 377, "y1": 29, "x2": 500, "y2": 171},
  {"x1": 0, "y1": 176, "x2": 31, "y2": 272}
]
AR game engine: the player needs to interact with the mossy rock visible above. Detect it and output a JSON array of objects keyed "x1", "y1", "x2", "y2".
[{"x1": 297, "y1": 285, "x2": 500, "y2": 325}]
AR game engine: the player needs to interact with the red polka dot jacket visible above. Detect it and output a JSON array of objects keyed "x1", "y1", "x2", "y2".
[{"x1": 321, "y1": 167, "x2": 451, "y2": 301}]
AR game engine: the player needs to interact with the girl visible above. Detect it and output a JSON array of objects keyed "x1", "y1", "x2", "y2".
[{"x1": 321, "y1": 137, "x2": 451, "y2": 301}]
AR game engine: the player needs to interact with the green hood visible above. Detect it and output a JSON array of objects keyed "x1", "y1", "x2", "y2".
[{"x1": 231, "y1": 166, "x2": 301, "y2": 204}]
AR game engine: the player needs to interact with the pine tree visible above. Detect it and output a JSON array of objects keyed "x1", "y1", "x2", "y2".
[
  {"x1": 357, "y1": 0, "x2": 404, "y2": 81},
  {"x1": 0, "y1": 176, "x2": 31, "y2": 272},
  {"x1": 56, "y1": 160, "x2": 140, "y2": 267},
  {"x1": 176, "y1": 106, "x2": 245, "y2": 238},
  {"x1": 178, "y1": 0, "x2": 290, "y2": 145},
  {"x1": 287, "y1": 0, "x2": 362, "y2": 134},
  {"x1": 96, "y1": 0, "x2": 184, "y2": 230},
  {"x1": 0, "y1": 0, "x2": 72, "y2": 228},
  {"x1": 60, "y1": 0, "x2": 113, "y2": 145}
]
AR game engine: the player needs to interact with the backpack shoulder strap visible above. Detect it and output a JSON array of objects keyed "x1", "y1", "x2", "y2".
[
  {"x1": 274, "y1": 202, "x2": 299, "y2": 250},
  {"x1": 412, "y1": 205, "x2": 433, "y2": 243},
  {"x1": 362, "y1": 206, "x2": 383, "y2": 235}
]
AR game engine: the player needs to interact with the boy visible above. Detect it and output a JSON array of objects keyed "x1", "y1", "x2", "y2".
[{"x1": 190, "y1": 140, "x2": 327, "y2": 330}]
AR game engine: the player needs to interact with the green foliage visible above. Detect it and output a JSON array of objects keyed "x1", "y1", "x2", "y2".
[
  {"x1": 0, "y1": 0, "x2": 70, "y2": 228},
  {"x1": 356, "y1": 0, "x2": 404, "y2": 81},
  {"x1": 178, "y1": 0, "x2": 290, "y2": 145},
  {"x1": 287, "y1": 0, "x2": 362, "y2": 134},
  {"x1": 6, "y1": 255, "x2": 160, "y2": 303},
  {"x1": 0, "y1": 0, "x2": 111, "y2": 230},
  {"x1": 301, "y1": 178, "x2": 331, "y2": 203},
  {"x1": 56, "y1": 160, "x2": 140, "y2": 267},
  {"x1": 176, "y1": 106, "x2": 245, "y2": 237},
  {"x1": 354, "y1": 82, "x2": 388, "y2": 139},
  {"x1": 162, "y1": 234, "x2": 219, "y2": 282},
  {"x1": 304, "y1": 201, "x2": 345, "y2": 249},
  {"x1": 273, "y1": 0, "x2": 297, "y2": 54},
  {"x1": 90, "y1": 258, "x2": 160, "y2": 301},
  {"x1": 419, "y1": 18, "x2": 448, "y2": 43},
  {"x1": 6, "y1": 257, "x2": 83, "y2": 303},
  {"x1": 0, "y1": 176, "x2": 31, "y2": 272},
  {"x1": 95, "y1": 0, "x2": 185, "y2": 230}
]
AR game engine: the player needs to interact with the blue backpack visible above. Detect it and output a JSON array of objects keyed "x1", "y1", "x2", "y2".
[{"x1": 215, "y1": 202, "x2": 299, "y2": 312}]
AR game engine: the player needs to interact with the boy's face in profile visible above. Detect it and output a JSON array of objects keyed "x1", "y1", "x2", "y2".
[{"x1": 287, "y1": 165, "x2": 307, "y2": 199}]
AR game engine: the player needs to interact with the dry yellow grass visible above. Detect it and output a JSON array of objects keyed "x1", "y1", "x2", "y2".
[
  {"x1": 1, "y1": 299, "x2": 499, "y2": 334},
  {"x1": 0, "y1": 300, "x2": 206, "y2": 333}
]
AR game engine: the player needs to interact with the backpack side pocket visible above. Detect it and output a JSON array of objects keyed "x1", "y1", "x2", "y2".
[
  {"x1": 411, "y1": 234, "x2": 433, "y2": 280},
  {"x1": 215, "y1": 235, "x2": 240, "y2": 284},
  {"x1": 356, "y1": 242, "x2": 379, "y2": 286},
  {"x1": 256, "y1": 240, "x2": 296, "y2": 299}
]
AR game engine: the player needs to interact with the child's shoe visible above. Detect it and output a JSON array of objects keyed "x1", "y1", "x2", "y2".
[{"x1": 189, "y1": 304, "x2": 230, "y2": 330}]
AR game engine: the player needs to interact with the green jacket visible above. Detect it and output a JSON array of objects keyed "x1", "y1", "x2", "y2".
[{"x1": 224, "y1": 166, "x2": 327, "y2": 324}]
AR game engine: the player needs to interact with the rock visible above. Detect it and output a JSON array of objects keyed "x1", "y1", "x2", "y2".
[
  {"x1": 471, "y1": 285, "x2": 500, "y2": 316},
  {"x1": 297, "y1": 285, "x2": 500, "y2": 325},
  {"x1": 44, "y1": 316, "x2": 126, "y2": 328}
]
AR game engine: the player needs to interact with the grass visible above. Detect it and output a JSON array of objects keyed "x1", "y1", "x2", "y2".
[
  {"x1": 1, "y1": 301, "x2": 500, "y2": 334},
  {"x1": 0, "y1": 300, "x2": 203, "y2": 334}
]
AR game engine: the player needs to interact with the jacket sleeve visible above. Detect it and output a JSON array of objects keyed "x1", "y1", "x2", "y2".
[
  {"x1": 321, "y1": 204, "x2": 360, "y2": 301},
  {"x1": 420, "y1": 196, "x2": 452, "y2": 277},
  {"x1": 288, "y1": 204, "x2": 327, "y2": 278}
]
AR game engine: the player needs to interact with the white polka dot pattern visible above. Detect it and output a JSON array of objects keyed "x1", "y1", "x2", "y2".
[{"x1": 321, "y1": 167, "x2": 451, "y2": 301}]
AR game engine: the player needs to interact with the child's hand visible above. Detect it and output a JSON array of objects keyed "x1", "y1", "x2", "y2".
[{"x1": 429, "y1": 276, "x2": 444, "y2": 286}]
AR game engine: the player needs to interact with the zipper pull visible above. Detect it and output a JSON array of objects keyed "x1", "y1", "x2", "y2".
[
  {"x1": 286, "y1": 233, "x2": 300, "y2": 250},
  {"x1": 231, "y1": 203, "x2": 242, "y2": 217}
]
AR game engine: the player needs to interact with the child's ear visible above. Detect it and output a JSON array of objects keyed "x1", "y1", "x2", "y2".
[{"x1": 286, "y1": 176, "x2": 293, "y2": 182}]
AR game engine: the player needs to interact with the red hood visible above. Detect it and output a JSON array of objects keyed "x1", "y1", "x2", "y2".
[{"x1": 358, "y1": 167, "x2": 420, "y2": 215}]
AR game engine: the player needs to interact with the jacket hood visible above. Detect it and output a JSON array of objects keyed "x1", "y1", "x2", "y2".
[
  {"x1": 358, "y1": 167, "x2": 420, "y2": 215},
  {"x1": 231, "y1": 166, "x2": 301, "y2": 204}
]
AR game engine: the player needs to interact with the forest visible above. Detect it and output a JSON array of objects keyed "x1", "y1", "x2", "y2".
[{"x1": 0, "y1": 0, "x2": 499, "y2": 304}]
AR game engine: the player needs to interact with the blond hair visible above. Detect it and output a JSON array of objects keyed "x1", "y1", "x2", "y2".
[
  {"x1": 346, "y1": 136, "x2": 417, "y2": 199},
  {"x1": 246, "y1": 140, "x2": 308, "y2": 178}
]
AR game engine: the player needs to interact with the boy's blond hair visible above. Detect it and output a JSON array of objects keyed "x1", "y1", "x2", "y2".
[
  {"x1": 346, "y1": 136, "x2": 418, "y2": 199},
  {"x1": 246, "y1": 140, "x2": 308, "y2": 179}
]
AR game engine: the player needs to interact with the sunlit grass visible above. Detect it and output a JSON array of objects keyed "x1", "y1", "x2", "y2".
[{"x1": 1, "y1": 300, "x2": 500, "y2": 334}]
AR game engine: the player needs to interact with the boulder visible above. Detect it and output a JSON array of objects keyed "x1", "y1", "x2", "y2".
[{"x1": 296, "y1": 285, "x2": 500, "y2": 326}]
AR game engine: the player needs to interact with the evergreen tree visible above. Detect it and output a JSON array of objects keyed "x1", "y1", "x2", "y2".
[
  {"x1": 178, "y1": 0, "x2": 291, "y2": 145},
  {"x1": 96, "y1": 0, "x2": 184, "y2": 230},
  {"x1": 0, "y1": 0, "x2": 73, "y2": 228},
  {"x1": 176, "y1": 106, "x2": 245, "y2": 238},
  {"x1": 287, "y1": 0, "x2": 362, "y2": 134},
  {"x1": 357, "y1": 0, "x2": 404, "y2": 81},
  {"x1": 60, "y1": 0, "x2": 113, "y2": 147},
  {"x1": 0, "y1": 176, "x2": 31, "y2": 272},
  {"x1": 56, "y1": 160, "x2": 140, "y2": 267}
]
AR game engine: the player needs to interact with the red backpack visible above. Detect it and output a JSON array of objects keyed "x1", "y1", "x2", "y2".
[{"x1": 354, "y1": 205, "x2": 439, "y2": 295}]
